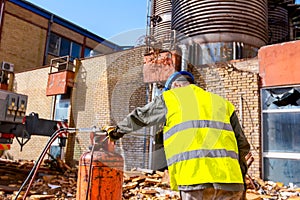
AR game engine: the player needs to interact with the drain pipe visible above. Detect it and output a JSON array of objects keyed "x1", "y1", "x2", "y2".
[
  {"x1": 44, "y1": 14, "x2": 53, "y2": 65},
  {"x1": 0, "y1": 0, "x2": 5, "y2": 42},
  {"x1": 239, "y1": 93, "x2": 244, "y2": 128},
  {"x1": 148, "y1": 83, "x2": 157, "y2": 169},
  {"x1": 179, "y1": 44, "x2": 188, "y2": 71},
  {"x1": 143, "y1": 83, "x2": 150, "y2": 168}
]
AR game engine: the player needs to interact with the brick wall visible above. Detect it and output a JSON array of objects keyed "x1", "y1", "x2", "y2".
[
  {"x1": 0, "y1": 3, "x2": 47, "y2": 72},
  {"x1": 10, "y1": 67, "x2": 54, "y2": 160},
  {"x1": 72, "y1": 47, "x2": 149, "y2": 170},
  {"x1": 11, "y1": 47, "x2": 261, "y2": 177},
  {"x1": 72, "y1": 51, "x2": 261, "y2": 174},
  {"x1": 0, "y1": 1, "x2": 116, "y2": 73}
]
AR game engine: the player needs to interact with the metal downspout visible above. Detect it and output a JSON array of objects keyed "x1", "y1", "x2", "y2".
[
  {"x1": 180, "y1": 44, "x2": 188, "y2": 71},
  {"x1": 239, "y1": 93, "x2": 244, "y2": 128},
  {"x1": 143, "y1": 83, "x2": 150, "y2": 168},
  {"x1": 0, "y1": 0, "x2": 5, "y2": 43},
  {"x1": 44, "y1": 14, "x2": 53, "y2": 65},
  {"x1": 148, "y1": 83, "x2": 157, "y2": 169}
]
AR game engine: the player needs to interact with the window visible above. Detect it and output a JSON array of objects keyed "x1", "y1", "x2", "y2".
[
  {"x1": 50, "y1": 92, "x2": 71, "y2": 160},
  {"x1": 84, "y1": 47, "x2": 102, "y2": 58},
  {"x1": 71, "y1": 42, "x2": 81, "y2": 59},
  {"x1": 54, "y1": 93, "x2": 70, "y2": 122},
  {"x1": 48, "y1": 33, "x2": 60, "y2": 55},
  {"x1": 48, "y1": 32, "x2": 82, "y2": 60},
  {"x1": 59, "y1": 38, "x2": 71, "y2": 57},
  {"x1": 84, "y1": 47, "x2": 92, "y2": 57},
  {"x1": 262, "y1": 86, "x2": 300, "y2": 185}
]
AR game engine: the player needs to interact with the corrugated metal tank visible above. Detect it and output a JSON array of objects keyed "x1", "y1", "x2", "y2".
[
  {"x1": 172, "y1": 0, "x2": 268, "y2": 46},
  {"x1": 150, "y1": 0, "x2": 172, "y2": 49},
  {"x1": 292, "y1": 15, "x2": 300, "y2": 40},
  {"x1": 292, "y1": 16, "x2": 300, "y2": 40},
  {"x1": 268, "y1": 3, "x2": 289, "y2": 44},
  {"x1": 171, "y1": 0, "x2": 268, "y2": 65}
]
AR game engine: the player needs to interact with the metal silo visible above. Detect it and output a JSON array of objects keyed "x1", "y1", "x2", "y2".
[
  {"x1": 171, "y1": 0, "x2": 268, "y2": 65},
  {"x1": 149, "y1": 0, "x2": 172, "y2": 50},
  {"x1": 268, "y1": 3, "x2": 289, "y2": 44},
  {"x1": 292, "y1": 15, "x2": 300, "y2": 40}
]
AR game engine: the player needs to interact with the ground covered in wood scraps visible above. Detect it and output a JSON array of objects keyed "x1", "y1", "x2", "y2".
[{"x1": 0, "y1": 158, "x2": 300, "y2": 200}]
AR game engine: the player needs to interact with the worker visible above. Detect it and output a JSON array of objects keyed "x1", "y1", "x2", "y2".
[{"x1": 103, "y1": 71, "x2": 250, "y2": 200}]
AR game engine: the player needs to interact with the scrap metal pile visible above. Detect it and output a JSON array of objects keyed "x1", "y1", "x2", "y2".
[{"x1": 0, "y1": 158, "x2": 300, "y2": 200}]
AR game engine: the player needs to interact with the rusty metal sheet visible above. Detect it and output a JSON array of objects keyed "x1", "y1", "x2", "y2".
[
  {"x1": 143, "y1": 51, "x2": 181, "y2": 83},
  {"x1": 46, "y1": 71, "x2": 74, "y2": 96}
]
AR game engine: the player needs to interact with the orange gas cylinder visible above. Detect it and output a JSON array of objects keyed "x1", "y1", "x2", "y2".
[{"x1": 76, "y1": 147, "x2": 124, "y2": 200}]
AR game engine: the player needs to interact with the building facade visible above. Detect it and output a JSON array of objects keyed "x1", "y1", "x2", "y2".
[
  {"x1": 11, "y1": 46, "x2": 262, "y2": 179},
  {"x1": 0, "y1": 0, "x2": 121, "y2": 73},
  {"x1": 4, "y1": 0, "x2": 300, "y2": 187}
]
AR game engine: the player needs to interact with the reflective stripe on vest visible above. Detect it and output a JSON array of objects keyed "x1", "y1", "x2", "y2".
[
  {"x1": 164, "y1": 120, "x2": 233, "y2": 141},
  {"x1": 167, "y1": 148, "x2": 238, "y2": 166},
  {"x1": 162, "y1": 85, "x2": 243, "y2": 190}
]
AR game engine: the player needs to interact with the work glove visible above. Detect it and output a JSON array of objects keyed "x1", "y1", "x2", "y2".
[{"x1": 101, "y1": 125, "x2": 124, "y2": 141}]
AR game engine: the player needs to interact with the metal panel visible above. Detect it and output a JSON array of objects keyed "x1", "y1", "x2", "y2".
[
  {"x1": 0, "y1": 90, "x2": 28, "y2": 123},
  {"x1": 143, "y1": 50, "x2": 181, "y2": 83},
  {"x1": 46, "y1": 71, "x2": 75, "y2": 96},
  {"x1": 0, "y1": 91, "x2": 7, "y2": 121},
  {"x1": 6, "y1": 93, "x2": 19, "y2": 122},
  {"x1": 15, "y1": 94, "x2": 28, "y2": 123},
  {"x1": 258, "y1": 40, "x2": 300, "y2": 87}
]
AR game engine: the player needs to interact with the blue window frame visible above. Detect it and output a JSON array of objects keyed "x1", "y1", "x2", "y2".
[{"x1": 48, "y1": 32, "x2": 82, "y2": 60}]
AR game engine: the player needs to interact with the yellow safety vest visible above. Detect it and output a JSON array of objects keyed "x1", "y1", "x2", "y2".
[{"x1": 162, "y1": 84, "x2": 243, "y2": 191}]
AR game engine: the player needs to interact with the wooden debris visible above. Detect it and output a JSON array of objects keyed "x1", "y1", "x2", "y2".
[
  {"x1": 0, "y1": 158, "x2": 77, "y2": 200},
  {"x1": 0, "y1": 158, "x2": 300, "y2": 200},
  {"x1": 28, "y1": 194, "x2": 56, "y2": 199},
  {"x1": 246, "y1": 177, "x2": 300, "y2": 200},
  {"x1": 122, "y1": 169, "x2": 180, "y2": 199}
]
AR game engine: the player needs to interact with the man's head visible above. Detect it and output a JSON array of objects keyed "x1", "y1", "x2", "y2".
[{"x1": 164, "y1": 71, "x2": 195, "y2": 91}]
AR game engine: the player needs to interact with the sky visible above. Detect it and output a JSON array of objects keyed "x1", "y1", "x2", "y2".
[
  {"x1": 26, "y1": 0, "x2": 149, "y2": 46},
  {"x1": 24, "y1": 0, "x2": 300, "y2": 46}
]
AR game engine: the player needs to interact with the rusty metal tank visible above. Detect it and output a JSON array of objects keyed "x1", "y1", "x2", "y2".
[{"x1": 76, "y1": 147, "x2": 124, "y2": 200}]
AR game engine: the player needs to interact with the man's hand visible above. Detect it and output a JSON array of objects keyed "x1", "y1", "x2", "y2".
[{"x1": 101, "y1": 125, "x2": 124, "y2": 141}]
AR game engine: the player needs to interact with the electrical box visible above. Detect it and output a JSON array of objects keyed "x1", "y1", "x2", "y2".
[{"x1": 0, "y1": 90, "x2": 28, "y2": 123}]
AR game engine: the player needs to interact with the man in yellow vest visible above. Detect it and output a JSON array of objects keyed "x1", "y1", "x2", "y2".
[{"x1": 104, "y1": 71, "x2": 250, "y2": 200}]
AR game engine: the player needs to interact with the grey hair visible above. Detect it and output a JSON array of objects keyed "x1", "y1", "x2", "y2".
[{"x1": 171, "y1": 79, "x2": 191, "y2": 89}]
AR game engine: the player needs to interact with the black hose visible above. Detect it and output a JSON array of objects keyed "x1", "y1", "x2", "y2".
[
  {"x1": 85, "y1": 142, "x2": 95, "y2": 200},
  {"x1": 14, "y1": 128, "x2": 68, "y2": 200}
]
